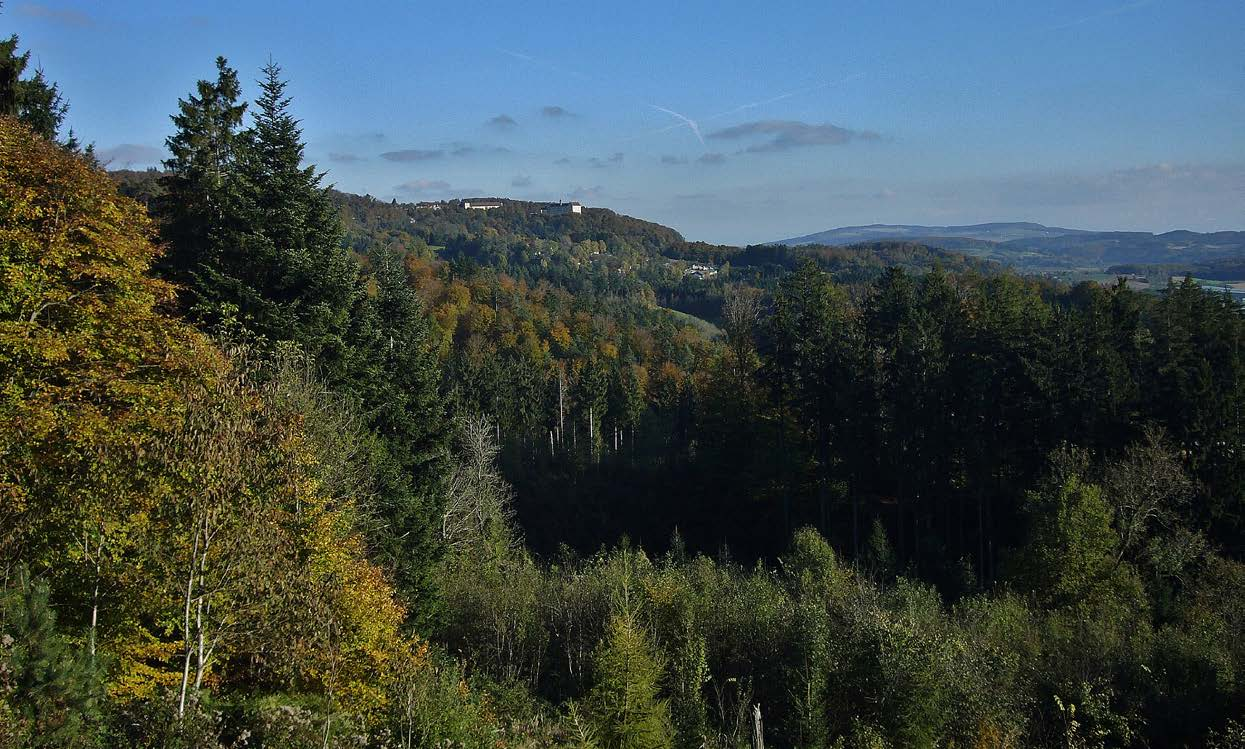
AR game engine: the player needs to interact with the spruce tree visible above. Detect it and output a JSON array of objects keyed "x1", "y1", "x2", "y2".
[
  {"x1": 225, "y1": 60, "x2": 359, "y2": 377},
  {"x1": 0, "y1": 32, "x2": 68, "y2": 141},
  {"x1": 352, "y1": 249, "x2": 449, "y2": 626},
  {"x1": 163, "y1": 58, "x2": 358, "y2": 376},
  {"x1": 159, "y1": 56, "x2": 247, "y2": 291}
]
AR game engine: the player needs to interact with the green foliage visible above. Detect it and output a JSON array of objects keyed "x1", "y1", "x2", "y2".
[
  {"x1": 588, "y1": 610, "x2": 674, "y2": 749},
  {"x1": 0, "y1": 115, "x2": 505, "y2": 745},
  {"x1": 1209, "y1": 720, "x2": 1245, "y2": 749},
  {"x1": 0, "y1": 572, "x2": 104, "y2": 748},
  {"x1": 351, "y1": 248, "x2": 449, "y2": 625},
  {"x1": 1014, "y1": 452, "x2": 1123, "y2": 608}
]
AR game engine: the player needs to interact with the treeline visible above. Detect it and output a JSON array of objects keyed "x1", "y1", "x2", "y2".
[
  {"x1": 663, "y1": 240, "x2": 994, "y2": 284},
  {"x1": 1109, "y1": 259, "x2": 1245, "y2": 284},
  {"x1": 398, "y1": 199, "x2": 684, "y2": 258},
  {"x1": 722, "y1": 264, "x2": 1245, "y2": 571}
]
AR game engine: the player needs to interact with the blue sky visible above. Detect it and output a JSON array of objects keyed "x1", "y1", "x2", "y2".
[{"x1": 8, "y1": 0, "x2": 1244, "y2": 244}]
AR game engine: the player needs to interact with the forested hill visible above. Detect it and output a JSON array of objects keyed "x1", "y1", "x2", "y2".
[
  {"x1": 329, "y1": 188, "x2": 996, "y2": 281},
  {"x1": 112, "y1": 169, "x2": 993, "y2": 290}
]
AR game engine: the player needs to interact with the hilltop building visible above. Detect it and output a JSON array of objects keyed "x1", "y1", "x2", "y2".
[
  {"x1": 463, "y1": 199, "x2": 504, "y2": 210},
  {"x1": 543, "y1": 201, "x2": 583, "y2": 216}
]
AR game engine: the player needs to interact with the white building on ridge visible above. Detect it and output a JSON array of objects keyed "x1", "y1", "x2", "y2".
[{"x1": 542, "y1": 201, "x2": 583, "y2": 216}]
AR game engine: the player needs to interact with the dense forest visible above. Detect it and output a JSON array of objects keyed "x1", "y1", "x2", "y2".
[{"x1": 3, "y1": 37, "x2": 1244, "y2": 749}]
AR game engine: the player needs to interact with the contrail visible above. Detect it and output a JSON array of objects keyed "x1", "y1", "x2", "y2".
[
  {"x1": 649, "y1": 104, "x2": 705, "y2": 144},
  {"x1": 627, "y1": 75, "x2": 864, "y2": 143},
  {"x1": 709, "y1": 75, "x2": 865, "y2": 122},
  {"x1": 498, "y1": 48, "x2": 534, "y2": 62},
  {"x1": 496, "y1": 47, "x2": 591, "y2": 81},
  {"x1": 1046, "y1": 0, "x2": 1155, "y2": 31}
]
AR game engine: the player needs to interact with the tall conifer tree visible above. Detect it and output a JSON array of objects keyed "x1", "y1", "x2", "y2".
[
  {"x1": 159, "y1": 57, "x2": 246, "y2": 292},
  {"x1": 352, "y1": 249, "x2": 449, "y2": 626}
]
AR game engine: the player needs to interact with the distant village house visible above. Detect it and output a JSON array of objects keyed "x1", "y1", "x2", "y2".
[
  {"x1": 462, "y1": 199, "x2": 504, "y2": 210},
  {"x1": 684, "y1": 262, "x2": 718, "y2": 280}
]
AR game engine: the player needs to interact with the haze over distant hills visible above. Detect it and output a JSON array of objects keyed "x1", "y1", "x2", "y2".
[{"x1": 775, "y1": 222, "x2": 1245, "y2": 269}]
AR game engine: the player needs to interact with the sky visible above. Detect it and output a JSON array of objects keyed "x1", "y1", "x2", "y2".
[{"x1": 7, "y1": 0, "x2": 1245, "y2": 244}]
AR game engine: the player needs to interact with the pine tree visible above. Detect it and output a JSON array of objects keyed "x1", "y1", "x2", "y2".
[{"x1": 588, "y1": 610, "x2": 673, "y2": 749}]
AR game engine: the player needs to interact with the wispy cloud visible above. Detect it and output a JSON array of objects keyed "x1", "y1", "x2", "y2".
[
  {"x1": 588, "y1": 152, "x2": 624, "y2": 168},
  {"x1": 827, "y1": 188, "x2": 897, "y2": 201},
  {"x1": 986, "y1": 162, "x2": 1245, "y2": 207},
  {"x1": 487, "y1": 114, "x2": 518, "y2": 129},
  {"x1": 649, "y1": 105, "x2": 704, "y2": 144},
  {"x1": 660, "y1": 155, "x2": 688, "y2": 165},
  {"x1": 570, "y1": 185, "x2": 605, "y2": 201},
  {"x1": 554, "y1": 157, "x2": 572, "y2": 165},
  {"x1": 15, "y1": 2, "x2": 93, "y2": 27},
  {"x1": 499, "y1": 49, "x2": 534, "y2": 62},
  {"x1": 328, "y1": 152, "x2": 365, "y2": 163},
  {"x1": 396, "y1": 179, "x2": 452, "y2": 196},
  {"x1": 697, "y1": 152, "x2": 727, "y2": 165},
  {"x1": 708, "y1": 120, "x2": 880, "y2": 152},
  {"x1": 541, "y1": 105, "x2": 575, "y2": 118},
  {"x1": 381, "y1": 149, "x2": 444, "y2": 162},
  {"x1": 97, "y1": 143, "x2": 163, "y2": 168},
  {"x1": 446, "y1": 142, "x2": 510, "y2": 157},
  {"x1": 512, "y1": 175, "x2": 532, "y2": 188}
]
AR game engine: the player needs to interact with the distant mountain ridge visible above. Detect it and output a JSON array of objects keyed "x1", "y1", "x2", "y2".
[
  {"x1": 774, "y1": 222, "x2": 1245, "y2": 269},
  {"x1": 777, "y1": 222, "x2": 1092, "y2": 245}
]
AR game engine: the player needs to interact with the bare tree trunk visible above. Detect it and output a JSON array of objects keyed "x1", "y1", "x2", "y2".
[
  {"x1": 194, "y1": 594, "x2": 206, "y2": 689},
  {"x1": 177, "y1": 530, "x2": 200, "y2": 720},
  {"x1": 89, "y1": 577, "x2": 98, "y2": 658},
  {"x1": 752, "y1": 704, "x2": 765, "y2": 749},
  {"x1": 558, "y1": 370, "x2": 565, "y2": 442},
  {"x1": 88, "y1": 532, "x2": 102, "y2": 660}
]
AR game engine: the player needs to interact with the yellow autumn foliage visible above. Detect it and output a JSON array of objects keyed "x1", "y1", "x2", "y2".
[{"x1": 0, "y1": 117, "x2": 448, "y2": 731}]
